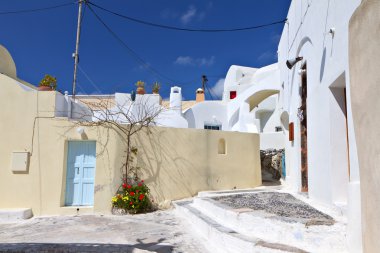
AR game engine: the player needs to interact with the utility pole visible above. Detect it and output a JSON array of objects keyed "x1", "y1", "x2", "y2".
[
  {"x1": 72, "y1": 0, "x2": 84, "y2": 101},
  {"x1": 201, "y1": 75, "x2": 208, "y2": 92}
]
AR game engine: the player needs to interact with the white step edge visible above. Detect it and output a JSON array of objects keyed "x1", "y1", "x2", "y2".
[
  {"x1": 174, "y1": 200, "x2": 307, "y2": 253},
  {"x1": 192, "y1": 196, "x2": 347, "y2": 253},
  {"x1": 0, "y1": 208, "x2": 33, "y2": 221}
]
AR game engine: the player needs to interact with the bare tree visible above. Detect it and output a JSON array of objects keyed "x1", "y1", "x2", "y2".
[{"x1": 76, "y1": 95, "x2": 163, "y2": 181}]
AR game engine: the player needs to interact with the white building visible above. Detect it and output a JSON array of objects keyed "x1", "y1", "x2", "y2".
[
  {"x1": 69, "y1": 3, "x2": 365, "y2": 249},
  {"x1": 137, "y1": 1, "x2": 362, "y2": 250},
  {"x1": 75, "y1": 63, "x2": 285, "y2": 151},
  {"x1": 183, "y1": 63, "x2": 285, "y2": 149},
  {"x1": 277, "y1": 0, "x2": 362, "y2": 251}
]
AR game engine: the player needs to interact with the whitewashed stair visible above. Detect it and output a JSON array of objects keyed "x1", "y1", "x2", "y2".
[
  {"x1": 174, "y1": 200, "x2": 309, "y2": 253},
  {"x1": 174, "y1": 191, "x2": 347, "y2": 253},
  {"x1": 0, "y1": 208, "x2": 33, "y2": 221}
]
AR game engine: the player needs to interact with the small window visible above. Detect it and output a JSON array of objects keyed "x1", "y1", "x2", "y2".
[
  {"x1": 218, "y1": 139, "x2": 226, "y2": 154},
  {"x1": 275, "y1": 126, "x2": 283, "y2": 132},
  {"x1": 230, "y1": 91, "x2": 237, "y2": 99},
  {"x1": 204, "y1": 124, "x2": 221, "y2": 130}
]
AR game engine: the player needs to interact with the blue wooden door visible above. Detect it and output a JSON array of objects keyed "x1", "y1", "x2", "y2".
[{"x1": 65, "y1": 141, "x2": 96, "y2": 206}]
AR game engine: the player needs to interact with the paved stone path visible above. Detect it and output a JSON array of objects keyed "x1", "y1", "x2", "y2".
[
  {"x1": 212, "y1": 191, "x2": 335, "y2": 225},
  {"x1": 0, "y1": 210, "x2": 209, "y2": 253}
]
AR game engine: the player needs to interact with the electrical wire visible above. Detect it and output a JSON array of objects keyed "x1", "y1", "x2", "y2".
[
  {"x1": 80, "y1": 2, "x2": 86, "y2": 27},
  {"x1": 78, "y1": 64, "x2": 103, "y2": 94},
  {"x1": 0, "y1": 1, "x2": 75, "y2": 15},
  {"x1": 88, "y1": 2, "x2": 286, "y2": 33},
  {"x1": 87, "y1": 4, "x2": 181, "y2": 85},
  {"x1": 205, "y1": 84, "x2": 216, "y2": 100}
]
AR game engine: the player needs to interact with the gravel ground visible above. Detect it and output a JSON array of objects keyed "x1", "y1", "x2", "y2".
[
  {"x1": 0, "y1": 210, "x2": 209, "y2": 253},
  {"x1": 212, "y1": 192, "x2": 334, "y2": 225}
]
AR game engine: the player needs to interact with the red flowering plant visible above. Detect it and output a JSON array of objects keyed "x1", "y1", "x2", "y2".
[{"x1": 112, "y1": 179, "x2": 152, "y2": 214}]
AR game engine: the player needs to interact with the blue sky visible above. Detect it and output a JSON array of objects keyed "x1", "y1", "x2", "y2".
[{"x1": 1, "y1": 0, "x2": 291, "y2": 100}]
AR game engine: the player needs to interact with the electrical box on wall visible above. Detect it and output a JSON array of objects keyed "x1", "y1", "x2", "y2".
[
  {"x1": 289, "y1": 122, "x2": 294, "y2": 141},
  {"x1": 11, "y1": 152, "x2": 30, "y2": 172}
]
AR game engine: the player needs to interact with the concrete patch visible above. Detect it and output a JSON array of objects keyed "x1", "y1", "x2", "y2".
[{"x1": 0, "y1": 211, "x2": 209, "y2": 253}]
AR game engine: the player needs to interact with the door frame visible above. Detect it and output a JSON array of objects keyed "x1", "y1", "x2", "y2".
[{"x1": 64, "y1": 140, "x2": 97, "y2": 206}]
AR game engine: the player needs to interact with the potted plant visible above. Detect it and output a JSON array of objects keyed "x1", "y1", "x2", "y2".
[
  {"x1": 135, "y1": 80, "x2": 145, "y2": 95},
  {"x1": 152, "y1": 82, "x2": 160, "y2": 94},
  {"x1": 38, "y1": 74, "x2": 57, "y2": 91}
]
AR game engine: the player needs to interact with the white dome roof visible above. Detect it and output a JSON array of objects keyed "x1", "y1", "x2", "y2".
[{"x1": 0, "y1": 45, "x2": 17, "y2": 79}]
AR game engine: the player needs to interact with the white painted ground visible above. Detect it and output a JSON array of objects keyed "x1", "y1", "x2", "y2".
[
  {"x1": 0, "y1": 186, "x2": 349, "y2": 253},
  {"x1": 0, "y1": 210, "x2": 210, "y2": 253}
]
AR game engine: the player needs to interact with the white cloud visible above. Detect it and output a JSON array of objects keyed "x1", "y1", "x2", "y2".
[
  {"x1": 210, "y1": 78, "x2": 225, "y2": 99},
  {"x1": 181, "y1": 5, "x2": 197, "y2": 24},
  {"x1": 174, "y1": 56, "x2": 193, "y2": 65},
  {"x1": 174, "y1": 56, "x2": 215, "y2": 67},
  {"x1": 164, "y1": 5, "x2": 207, "y2": 24},
  {"x1": 258, "y1": 51, "x2": 277, "y2": 62},
  {"x1": 198, "y1": 56, "x2": 215, "y2": 66}
]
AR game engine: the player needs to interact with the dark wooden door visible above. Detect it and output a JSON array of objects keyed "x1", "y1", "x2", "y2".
[{"x1": 300, "y1": 65, "x2": 308, "y2": 192}]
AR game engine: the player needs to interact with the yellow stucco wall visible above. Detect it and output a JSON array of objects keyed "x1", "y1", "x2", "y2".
[
  {"x1": 349, "y1": 1, "x2": 380, "y2": 252},
  {"x1": 0, "y1": 73, "x2": 261, "y2": 216}
]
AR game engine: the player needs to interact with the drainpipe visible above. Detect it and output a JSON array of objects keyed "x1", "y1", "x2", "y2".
[{"x1": 64, "y1": 91, "x2": 72, "y2": 118}]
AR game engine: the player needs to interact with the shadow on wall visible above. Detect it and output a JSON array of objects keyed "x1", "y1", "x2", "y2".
[
  {"x1": 320, "y1": 47, "x2": 327, "y2": 82},
  {"x1": 184, "y1": 109, "x2": 196, "y2": 128},
  {"x1": 135, "y1": 128, "x2": 207, "y2": 203},
  {"x1": 61, "y1": 123, "x2": 126, "y2": 207}
]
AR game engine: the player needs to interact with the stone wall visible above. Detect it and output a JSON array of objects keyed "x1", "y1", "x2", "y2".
[{"x1": 260, "y1": 149, "x2": 284, "y2": 182}]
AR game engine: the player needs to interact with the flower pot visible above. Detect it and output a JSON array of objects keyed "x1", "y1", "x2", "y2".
[
  {"x1": 152, "y1": 91, "x2": 159, "y2": 95},
  {"x1": 136, "y1": 87, "x2": 145, "y2": 95},
  {"x1": 38, "y1": 86, "x2": 53, "y2": 91}
]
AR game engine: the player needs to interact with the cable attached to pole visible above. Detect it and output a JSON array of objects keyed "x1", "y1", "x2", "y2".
[
  {"x1": 88, "y1": 2, "x2": 286, "y2": 33},
  {"x1": 0, "y1": 2, "x2": 74, "y2": 15},
  {"x1": 86, "y1": 3, "x2": 181, "y2": 85}
]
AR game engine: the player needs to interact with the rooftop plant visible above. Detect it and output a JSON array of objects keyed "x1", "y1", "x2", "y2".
[
  {"x1": 39, "y1": 74, "x2": 57, "y2": 90},
  {"x1": 152, "y1": 82, "x2": 160, "y2": 93},
  {"x1": 135, "y1": 80, "x2": 145, "y2": 88}
]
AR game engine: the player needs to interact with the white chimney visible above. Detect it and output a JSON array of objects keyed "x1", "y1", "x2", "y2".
[{"x1": 170, "y1": 86, "x2": 182, "y2": 115}]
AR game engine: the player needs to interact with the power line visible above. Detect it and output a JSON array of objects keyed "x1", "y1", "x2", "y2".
[
  {"x1": 205, "y1": 83, "x2": 216, "y2": 100},
  {"x1": 0, "y1": 2, "x2": 75, "y2": 15},
  {"x1": 88, "y1": 2, "x2": 286, "y2": 33},
  {"x1": 86, "y1": 4, "x2": 181, "y2": 85},
  {"x1": 78, "y1": 64, "x2": 103, "y2": 94},
  {"x1": 75, "y1": 79, "x2": 89, "y2": 95}
]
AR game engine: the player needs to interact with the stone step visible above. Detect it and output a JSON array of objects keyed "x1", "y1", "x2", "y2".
[
  {"x1": 174, "y1": 200, "x2": 307, "y2": 253},
  {"x1": 191, "y1": 191, "x2": 347, "y2": 252},
  {"x1": 0, "y1": 208, "x2": 33, "y2": 221}
]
